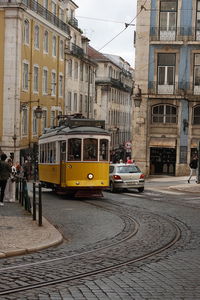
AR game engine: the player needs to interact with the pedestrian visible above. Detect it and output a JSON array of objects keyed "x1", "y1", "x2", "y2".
[
  {"x1": 126, "y1": 156, "x2": 133, "y2": 164},
  {"x1": 188, "y1": 154, "x2": 198, "y2": 183},
  {"x1": 22, "y1": 160, "x2": 30, "y2": 181},
  {"x1": 4, "y1": 159, "x2": 17, "y2": 202},
  {"x1": 0, "y1": 153, "x2": 12, "y2": 206}
]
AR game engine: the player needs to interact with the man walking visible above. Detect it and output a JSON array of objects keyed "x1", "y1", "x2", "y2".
[
  {"x1": 188, "y1": 154, "x2": 198, "y2": 183},
  {"x1": 0, "y1": 153, "x2": 12, "y2": 206}
]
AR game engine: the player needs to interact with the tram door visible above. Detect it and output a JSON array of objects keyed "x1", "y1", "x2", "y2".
[
  {"x1": 150, "y1": 147, "x2": 176, "y2": 175},
  {"x1": 60, "y1": 141, "x2": 66, "y2": 185}
]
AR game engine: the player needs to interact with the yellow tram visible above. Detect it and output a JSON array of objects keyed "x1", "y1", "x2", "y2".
[{"x1": 38, "y1": 115, "x2": 111, "y2": 197}]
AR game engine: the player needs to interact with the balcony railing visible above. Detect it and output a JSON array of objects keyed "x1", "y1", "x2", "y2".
[
  {"x1": 71, "y1": 43, "x2": 84, "y2": 57},
  {"x1": 69, "y1": 17, "x2": 78, "y2": 28},
  {"x1": 21, "y1": 0, "x2": 70, "y2": 35},
  {"x1": 148, "y1": 81, "x2": 200, "y2": 96},
  {"x1": 150, "y1": 27, "x2": 200, "y2": 42},
  {"x1": 96, "y1": 77, "x2": 132, "y2": 92}
]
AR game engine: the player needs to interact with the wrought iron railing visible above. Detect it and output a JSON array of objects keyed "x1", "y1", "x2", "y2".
[
  {"x1": 148, "y1": 81, "x2": 200, "y2": 96},
  {"x1": 71, "y1": 43, "x2": 84, "y2": 57},
  {"x1": 150, "y1": 27, "x2": 200, "y2": 42},
  {"x1": 21, "y1": 0, "x2": 70, "y2": 35}
]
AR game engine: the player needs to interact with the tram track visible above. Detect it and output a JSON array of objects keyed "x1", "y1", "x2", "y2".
[{"x1": 0, "y1": 200, "x2": 184, "y2": 297}]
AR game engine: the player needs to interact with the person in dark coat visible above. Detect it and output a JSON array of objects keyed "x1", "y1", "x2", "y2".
[
  {"x1": 0, "y1": 153, "x2": 12, "y2": 206},
  {"x1": 188, "y1": 154, "x2": 198, "y2": 183}
]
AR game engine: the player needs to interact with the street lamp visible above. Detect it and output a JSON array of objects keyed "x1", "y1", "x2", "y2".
[
  {"x1": 34, "y1": 105, "x2": 43, "y2": 119},
  {"x1": 132, "y1": 85, "x2": 142, "y2": 108}
]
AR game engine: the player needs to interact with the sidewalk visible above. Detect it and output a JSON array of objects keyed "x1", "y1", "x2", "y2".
[{"x1": 0, "y1": 201, "x2": 63, "y2": 258}]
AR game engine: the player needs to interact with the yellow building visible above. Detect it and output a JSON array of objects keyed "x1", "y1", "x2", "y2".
[{"x1": 0, "y1": 0, "x2": 94, "y2": 164}]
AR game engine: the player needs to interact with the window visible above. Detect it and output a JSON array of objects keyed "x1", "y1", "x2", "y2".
[
  {"x1": 34, "y1": 25, "x2": 39, "y2": 49},
  {"x1": 51, "y1": 1, "x2": 56, "y2": 15},
  {"x1": 43, "y1": 0, "x2": 48, "y2": 9},
  {"x1": 33, "y1": 65, "x2": 39, "y2": 93},
  {"x1": 68, "y1": 91, "x2": 72, "y2": 110},
  {"x1": 52, "y1": 36, "x2": 56, "y2": 56},
  {"x1": 68, "y1": 59, "x2": 72, "y2": 77},
  {"x1": 74, "y1": 93, "x2": 77, "y2": 112},
  {"x1": 32, "y1": 110, "x2": 38, "y2": 135},
  {"x1": 152, "y1": 104, "x2": 177, "y2": 124},
  {"x1": 158, "y1": 53, "x2": 175, "y2": 94},
  {"x1": 23, "y1": 20, "x2": 30, "y2": 44},
  {"x1": 59, "y1": 74, "x2": 63, "y2": 97},
  {"x1": 42, "y1": 110, "x2": 47, "y2": 131},
  {"x1": 44, "y1": 31, "x2": 49, "y2": 53},
  {"x1": 51, "y1": 71, "x2": 56, "y2": 96},
  {"x1": 50, "y1": 110, "x2": 55, "y2": 126},
  {"x1": 79, "y1": 94, "x2": 83, "y2": 113},
  {"x1": 60, "y1": 40, "x2": 64, "y2": 59},
  {"x1": 68, "y1": 138, "x2": 81, "y2": 161},
  {"x1": 59, "y1": 8, "x2": 64, "y2": 21},
  {"x1": 85, "y1": 95, "x2": 88, "y2": 113},
  {"x1": 22, "y1": 108, "x2": 28, "y2": 135},
  {"x1": 160, "y1": 0, "x2": 177, "y2": 40},
  {"x1": 193, "y1": 105, "x2": 200, "y2": 124},
  {"x1": 74, "y1": 62, "x2": 78, "y2": 79},
  {"x1": 83, "y1": 138, "x2": 98, "y2": 161},
  {"x1": 196, "y1": 1, "x2": 200, "y2": 40},
  {"x1": 194, "y1": 54, "x2": 200, "y2": 94},
  {"x1": 80, "y1": 62, "x2": 84, "y2": 81},
  {"x1": 43, "y1": 68, "x2": 48, "y2": 94},
  {"x1": 23, "y1": 62, "x2": 29, "y2": 91}
]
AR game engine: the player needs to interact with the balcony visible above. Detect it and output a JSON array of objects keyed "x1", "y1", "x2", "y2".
[
  {"x1": 148, "y1": 81, "x2": 200, "y2": 96},
  {"x1": 21, "y1": 0, "x2": 70, "y2": 35},
  {"x1": 150, "y1": 27, "x2": 199, "y2": 42},
  {"x1": 96, "y1": 77, "x2": 132, "y2": 92},
  {"x1": 69, "y1": 17, "x2": 78, "y2": 28},
  {"x1": 71, "y1": 43, "x2": 84, "y2": 58}
]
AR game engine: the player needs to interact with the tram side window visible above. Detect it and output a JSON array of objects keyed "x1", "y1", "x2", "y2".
[
  {"x1": 49, "y1": 142, "x2": 56, "y2": 163},
  {"x1": 83, "y1": 138, "x2": 98, "y2": 161},
  {"x1": 99, "y1": 139, "x2": 108, "y2": 161},
  {"x1": 40, "y1": 144, "x2": 45, "y2": 163},
  {"x1": 68, "y1": 138, "x2": 81, "y2": 161}
]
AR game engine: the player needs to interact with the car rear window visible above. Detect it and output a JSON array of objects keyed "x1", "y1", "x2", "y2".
[{"x1": 116, "y1": 165, "x2": 140, "y2": 173}]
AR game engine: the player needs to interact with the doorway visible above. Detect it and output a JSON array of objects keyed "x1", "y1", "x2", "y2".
[{"x1": 150, "y1": 147, "x2": 176, "y2": 175}]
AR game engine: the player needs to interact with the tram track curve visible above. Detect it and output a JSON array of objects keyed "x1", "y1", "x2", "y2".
[{"x1": 0, "y1": 199, "x2": 188, "y2": 297}]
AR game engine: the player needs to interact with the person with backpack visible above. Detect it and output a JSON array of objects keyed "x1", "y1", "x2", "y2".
[{"x1": 188, "y1": 154, "x2": 198, "y2": 183}]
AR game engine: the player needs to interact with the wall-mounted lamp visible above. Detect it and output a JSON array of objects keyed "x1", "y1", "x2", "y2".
[
  {"x1": 132, "y1": 85, "x2": 142, "y2": 108},
  {"x1": 20, "y1": 99, "x2": 43, "y2": 119}
]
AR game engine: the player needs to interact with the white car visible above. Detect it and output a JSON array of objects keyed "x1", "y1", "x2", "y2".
[{"x1": 109, "y1": 163, "x2": 145, "y2": 193}]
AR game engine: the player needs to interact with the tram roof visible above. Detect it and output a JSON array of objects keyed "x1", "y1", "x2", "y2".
[{"x1": 39, "y1": 125, "x2": 110, "y2": 139}]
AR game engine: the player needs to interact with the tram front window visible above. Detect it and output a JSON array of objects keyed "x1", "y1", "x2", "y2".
[
  {"x1": 99, "y1": 139, "x2": 108, "y2": 161},
  {"x1": 83, "y1": 138, "x2": 98, "y2": 161},
  {"x1": 68, "y1": 138, "x2": 81, "y2": 161}
]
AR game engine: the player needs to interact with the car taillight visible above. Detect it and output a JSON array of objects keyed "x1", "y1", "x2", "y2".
[
  {"x1": 113, "y1": 175, "x2": 121, "y2": 180},
  {"x1": 140, "y1": 174, "x2": 145, "y2": 179}
]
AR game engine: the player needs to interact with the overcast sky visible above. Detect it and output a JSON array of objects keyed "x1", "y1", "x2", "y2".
[{"x1": 75, "y1": 0, "x2": 137, "y2": 67}]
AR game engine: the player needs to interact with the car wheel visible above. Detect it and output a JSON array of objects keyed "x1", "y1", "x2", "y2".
[
  {"x1": 110, "y1": 181, "x2": 116, "y2": 193},
  {"x1": 138, "y1": 187, "x2": 144, "y2": 193}
]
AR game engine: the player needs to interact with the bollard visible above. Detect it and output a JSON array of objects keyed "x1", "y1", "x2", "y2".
[
  {"x1": 33, "y1": 182, "x2": 36, "y2": 221},
  {"x1": 38, "y1": 183, "x2": 42, "y2": 226}
]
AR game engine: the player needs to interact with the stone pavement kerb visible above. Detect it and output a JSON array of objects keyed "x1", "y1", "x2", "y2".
[{"x1": 0, "y1": 202, "x2": 63, "y2": 258}]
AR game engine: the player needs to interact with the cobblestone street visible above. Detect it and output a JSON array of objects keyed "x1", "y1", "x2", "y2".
[{"x1": 0, "y1": 178, "x2": 200, "y2": 299}]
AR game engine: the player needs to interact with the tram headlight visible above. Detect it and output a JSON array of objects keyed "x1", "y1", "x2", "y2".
[{"x1": 87, "y1": 173, "x2": 94, "y2": 180}]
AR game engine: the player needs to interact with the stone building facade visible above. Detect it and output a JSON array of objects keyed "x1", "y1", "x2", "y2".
[
  {"x1": 133, "y1": 0, "x2": 200, "y2": 176},
  {"x1": 0, "y1": 0, "x2": 95, "y2": 163},
  {"x1": 88, "y1": 46, "x2": 134, "y2": 160}
]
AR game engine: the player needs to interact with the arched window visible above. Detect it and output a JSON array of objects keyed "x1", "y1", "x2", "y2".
[
  {"x1": 34, "y1": 25, "x2": 39, "y2": 49},
  {"x1": 152, "y1": 104, "x2": 177, "y2": 124},
  {"x1": 43, "y1": 31, "x2": 49, "y2": 53},
  {"x1": 193, "y1": 105, "x2": 200, "y2": 124},
  {"x1": 23, "y1": 19, "x2": 30, "y2": 44}
]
